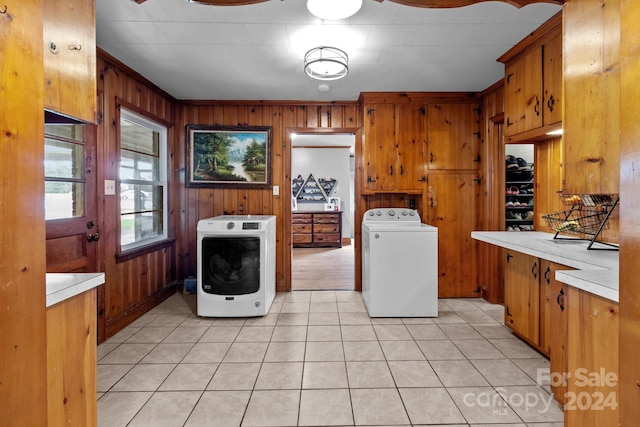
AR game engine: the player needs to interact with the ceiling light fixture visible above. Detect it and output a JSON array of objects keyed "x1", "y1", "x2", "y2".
[
  {"x1": 304, "y1": 46, "x2": 349, "y2": 81},
  {"x1": 306, "y1": 0, "x2": 362, "y2": 20}
]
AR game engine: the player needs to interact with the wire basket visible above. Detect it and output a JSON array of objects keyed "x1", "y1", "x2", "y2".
[
  {"x1": 542, "y1": 208, "x2": 610, "y2": 236},
  {"x1": 559, "y1": 193, "x2": 618, "y2": 207}
]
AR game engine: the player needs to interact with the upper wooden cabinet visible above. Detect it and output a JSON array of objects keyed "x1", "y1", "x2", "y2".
[
  {"x1": 43, "y1": 0, "x2": 97, "y2": 123},
  {"x1": 362, "y1": 103, "x2": 426, "y2": 194},
  {"x1": 499, "y1": 14, "x2": 562, "y2": 142},
  {"x1": 562, "y1": 1, "x2": 620, "y2": 195},
  {"x1": 426, "y1": 103, "x2": 482, "y2": 170}
]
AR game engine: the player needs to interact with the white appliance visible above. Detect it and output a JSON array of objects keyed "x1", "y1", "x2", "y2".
[
  {"x1": 197, "y1": 215, "x2": 276, "y2": 317},
  {"x1": 362, "y1": 208, "x2": 438, "y2": 317}
]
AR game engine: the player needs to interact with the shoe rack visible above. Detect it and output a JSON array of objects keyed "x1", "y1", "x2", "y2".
[{"x1": 505, "y1": 151, "x2": 534, "y2": 232}]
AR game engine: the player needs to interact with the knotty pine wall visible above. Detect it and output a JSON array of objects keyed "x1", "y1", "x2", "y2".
[
  {"x1": 96, "y1": 52, "x2": 177, "y2": 341},
  {"x1": 174, "y1": 102, "x2": 360, "y2": 292}
]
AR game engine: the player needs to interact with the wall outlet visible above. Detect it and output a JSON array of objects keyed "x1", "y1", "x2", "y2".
[
  {"x1": 105, "y1": 180, "x2": 116, "y2": 195},
  {"x1": 273, "y1": 185, "x2": 279, "y2": 196}
]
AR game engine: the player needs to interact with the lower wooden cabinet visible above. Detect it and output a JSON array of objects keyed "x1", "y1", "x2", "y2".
[
  {"x1": 565, "y1": 287, "x2": 619, "y2": 426},
  {"x1": 47, "y1": 289, "x2": 97, "y2": 427},
  {"x1": 503, "y1": 250, "x2": 619, "y2": 425},
  {"x1": 504, "y1": 250, "x2": 541, "y2": 347},
  {"x1": 292, "y1": 211, "x2": 342, "y2": 248}
]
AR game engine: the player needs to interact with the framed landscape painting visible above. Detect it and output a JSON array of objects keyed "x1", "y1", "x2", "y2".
[{"x1": 186, "y1": 125, "x2": 272, "y2": 187}]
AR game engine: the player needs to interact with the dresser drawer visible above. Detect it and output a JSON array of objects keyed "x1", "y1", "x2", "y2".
[
  {"x1": 314, "y1": 223, "x2": 339, "y2": 233},
  {"x1": 293, "y1": 234, "x2": 312, "y2": 244},
  {"x1": 292, "y1": 224, "x2": 312, "y2": 234},
  {"x1": 313, "y1": 214, "x2": 340, "y2": 224},
  {"x1": 313, "y1": 233, "x2": 340, "y2": 244},
  {"x1": 292, "y1": 213, "x2": 312, "y2": 224}
]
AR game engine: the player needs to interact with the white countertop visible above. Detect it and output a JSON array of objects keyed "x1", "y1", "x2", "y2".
[
  {"x1": 46, "y1": 273, "x2": 105, "y2": 308},
  {"x1": 472, "y1": 231, "x2": 619, "y2": 302}
]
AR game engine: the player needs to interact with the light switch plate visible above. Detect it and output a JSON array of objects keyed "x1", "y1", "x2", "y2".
[
  {"x1": 105, "y1": 180, "x2": 116, "y2": 195},
  {"x1": 273, "y1": 185, "x2": 279, "y2": 196}
]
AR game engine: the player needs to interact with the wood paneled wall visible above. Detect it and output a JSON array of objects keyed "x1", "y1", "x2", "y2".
[
  {"x1": 479, "y1": 81, "x2": 506, "y2": 303},
  {"x1": 96, "y1": 53, "x2": 177, "y2": 341},
  {"x1": 174, "y1": 103, "x2": 360, "y2": 292},
  {"x1": 618, "y1": 0, "x2": 640, "y2": 423},
  {"x1": 0, "y1": 1, "x2": 49, "y2": 425}
]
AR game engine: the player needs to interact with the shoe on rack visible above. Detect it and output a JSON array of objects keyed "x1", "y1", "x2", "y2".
[
  {"x1": 506, "y1": 211, "x2": 516, "y2": 220},
  {"x1": 514, "y1": 213, "x2": 522, "y2": 220},
  {"x1": 506, "y1": 155, "x2": 519, "y2": 169},
  {"x1": 517, "y1": 157, "x2": 531, "y2": 170},
  {"x1": 506, "y1": 200, "x2": 514, "y2": 207}
]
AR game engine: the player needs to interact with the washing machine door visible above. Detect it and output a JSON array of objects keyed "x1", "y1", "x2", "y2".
[{"x1": 201, "y1": 236, "x2": 261, "y2": 295}]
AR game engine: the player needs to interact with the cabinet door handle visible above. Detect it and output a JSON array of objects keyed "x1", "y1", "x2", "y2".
[
  {"x1": 547, "y1": 95, "x2": 555, "y2": 112},
  {"x1": 544, "y1": 266, "x2": 551, "y2": 284},
  {"x1": 400, "y1": 165, "x2": 404, "y2": 176},
  {"x1": 430, "y1": 153, "x2": 435, "y2": 162},
  {"x1": 531, "y1": 262, "x2": 538, "y2": 279},
  {"x1": 389, "y1": 165, "x2": 393, "y2": 176},
  {"x1": 534, "y1": 97, "x2": 540, "y2": 116},
  {"x1": 557, "y1": 288, "x2": 565, "y2": 311},
  {"x1": 367, "y1": 175, "x2": 376, "y2": 183}
]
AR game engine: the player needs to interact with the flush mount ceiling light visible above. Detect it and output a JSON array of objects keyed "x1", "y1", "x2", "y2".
[
  {"x1": 304, "y1": 46, "x2": 349, "y2": 81},
  {"x1": 307, "y1": 0, "x2": 363, "y2": 20}
]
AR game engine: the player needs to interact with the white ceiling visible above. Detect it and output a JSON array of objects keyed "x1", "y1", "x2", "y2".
[{"x1": 96, "y1": 0, "x2": 562, "y2": 101}]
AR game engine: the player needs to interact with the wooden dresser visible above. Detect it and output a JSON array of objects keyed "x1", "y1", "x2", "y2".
[{"x1": 292, "y1": 211, "x2": 342, "y2": 248}]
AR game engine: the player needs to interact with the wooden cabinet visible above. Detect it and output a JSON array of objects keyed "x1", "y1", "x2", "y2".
[
  {"x1": 292, "y1": 211, "x2": 342, "y2": 248},
  {"x1": 565, "y1": 287, "x2": 619, "y2": 426},
  {"x1": 47, "y1": 289, "x2": 97, "y2": 427},
  {"x1": 504, "y1": 251, "x2": 541, "y2": 346},
  {"x1": 548, "y1": 270, "x2": 568, "y2": 405},
  {"x1": 500, "y1": 15, "x2": 562, "y2": 141},
  {"x1": 363, "y1": 103, "x2": 426, "y2": 193},
  {"x1": 426, "y1": 103, "x2": 482, "y2": 170},
  {"x1": 43, "y1": 0, "x2": 97, "y2": 123},
  {"x1": 563, "y1": 1, "x2": 620, "y2": 195},
  {"x1": 427, "y1": 171, "x2": 480, "y2": 297}
]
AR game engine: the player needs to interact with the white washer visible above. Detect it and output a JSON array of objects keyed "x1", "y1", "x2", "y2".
[
  {"x1": 362, "y1": 208, "x2": 438, "y2": 317},
  {"x1": 197, "y1": 215, "x2": 276, "y2": 317}
]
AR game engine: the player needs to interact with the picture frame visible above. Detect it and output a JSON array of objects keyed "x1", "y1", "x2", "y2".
[
  {"x1": 186, "y1": 125, "x2": 272, "y2": 188},
  {"x1": 291, "y1": 196, "x2": 298, "y2": 211},
  {"x1": 328, "y1": 197, "x2": 341, "y2": 210},
  {"x1": 324, "y1": 203, "x2": 336, "y2": 211}
]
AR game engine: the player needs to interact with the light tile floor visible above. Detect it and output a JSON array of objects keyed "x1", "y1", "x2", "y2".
[{"x1": 97, "y1": 292, "x2": 565, "y2": 427}]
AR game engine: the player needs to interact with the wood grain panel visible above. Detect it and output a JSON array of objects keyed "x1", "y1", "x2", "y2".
[
  {"x1": 618, "y1": 0, "x2": 640, "y2": 423},
  {"x1": 47, "y1": 290, "x2": 97, "y2": 427},
  {"x1": 566, "y1": 288, "x2": 619, "y2": 426},
  {"x1": 0, "y1": 1, "x2": 48, "y2": 425},
  {"x1": 563, "y1": 0, "x2": 621, "y2": 195},
  {"x1": 427, "y1": 102, "x2": 481, "y2": 170},
  {"x1": 43, "y1": 0, "x2": 96, "y2": 123},
  {"x1": 96, "y1": 54, "x2": 176, "y2": 341}
]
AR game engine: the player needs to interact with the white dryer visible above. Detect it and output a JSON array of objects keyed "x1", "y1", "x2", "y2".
[
  {"x1": 197, "y1": 215, "x2": 276, "y2": 317},
  {"x1": 362, "y1": 208, "x2": 438, "y2": 317}
]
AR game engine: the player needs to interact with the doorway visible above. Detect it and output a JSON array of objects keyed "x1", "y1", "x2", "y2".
[{"x1": 290, "y1": 132, "x2": 356, "y2": 291}]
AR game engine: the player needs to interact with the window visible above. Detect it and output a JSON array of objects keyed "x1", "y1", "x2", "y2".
[
  {"x1": 119, "y1": 109, "x2": 168, "y2": 251},
  {"x1": 44, "y1": 124, "x2": 86, "y2": 220}
]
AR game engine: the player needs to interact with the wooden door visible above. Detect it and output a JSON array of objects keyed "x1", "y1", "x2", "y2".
[
  {"x1": 426, "y1": 172, "x2": 480, "y2": 297},
  {"x1": 548, "y1": 269, "x2": 569, "y2": 405},
  {"x1": 504, "y1": 251, "x2": 540, "y2": 345},
  {"x1": 522, "y1": 45, "x2": 544, "y2": 133},
  {"x1": 542, "y1": 27, "x2": 562, "y2": 126},
  {"x1": 45, "y1": 124, "x2": 98, "y2": 273},
  {"x1": 503, "y1": 59, "x2": 523, "y2": 137},
  {"x1": 395, "y1": 103, "x2": 426, "y2": 191},
  {"x1": 566, "y1": 288, "x2": 619, "y2": 426},
  {"x1": 43, "y1": 0, "x2": 96, "y2": 123},
  {"x1": 363, "y1": 104, "x2": 395, "y2": 193},
  {"x1": 427, "y1": 103, "x2": 481, "y2": 170}
]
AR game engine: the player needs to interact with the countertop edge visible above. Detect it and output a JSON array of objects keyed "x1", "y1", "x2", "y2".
[
  {"x1": 46, "y1": 273, "x2": 105, "y2": 308},
  {"x1": 472, "y1": 231, "x2": 619, "y2": 303}
]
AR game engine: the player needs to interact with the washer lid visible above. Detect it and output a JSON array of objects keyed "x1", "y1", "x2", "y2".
[{"x1": 363, "y1": 222, "x2": 437, "y2": 232}]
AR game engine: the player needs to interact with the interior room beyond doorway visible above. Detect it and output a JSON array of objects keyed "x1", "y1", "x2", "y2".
[{"x1": 291, "y1": 133, "x2": 355, "y2": 291}]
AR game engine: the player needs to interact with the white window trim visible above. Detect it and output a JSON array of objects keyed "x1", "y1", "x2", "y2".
[{"x1": 119, "y1": 108, "x2": 168, "y2": 252}]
